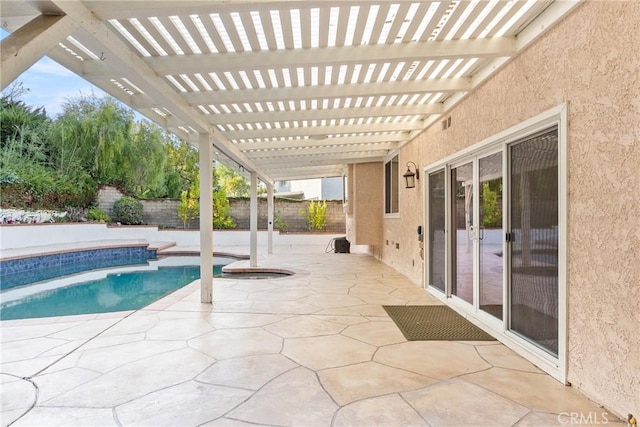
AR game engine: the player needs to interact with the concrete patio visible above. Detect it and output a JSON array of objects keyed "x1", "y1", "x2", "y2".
[{"x1": 1, "y1": 246, "x2": 619, "y2": 426}]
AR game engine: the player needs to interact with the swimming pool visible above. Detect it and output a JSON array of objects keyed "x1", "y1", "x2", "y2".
[{"x1": 0, "y1": 257, "x2": 233, "y2": 321}]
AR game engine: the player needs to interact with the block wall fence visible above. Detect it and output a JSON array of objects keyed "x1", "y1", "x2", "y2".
[{"x1": 97, "y1": 186, "x2": 346, "y2": 232}]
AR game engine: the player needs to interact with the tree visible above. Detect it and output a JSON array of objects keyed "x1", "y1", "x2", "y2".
[
  {"x1": 481, "y1": 182, "x2": 502, "y2": 228},
  {"x1": 48, "y1": 95, "x2": 133, "y2": 183},
  {"x1": 164, "y1": 138, "x2": 199, "y2": 198},
  {"x1": 212, "y1": 189, "x2": 235, "y2": 229},
  {"x1": 122, "y1": 122, "x2": 167, "y2": 196},
  {"x1": 215, "y1": 163, "x2": 249, "y2": 197},
  {"x1": 1, "y1": 82, "x2": 50, "y2": 161},
  {"x1": 178, "y1": 187, "x2": 200, "y2": 229}
]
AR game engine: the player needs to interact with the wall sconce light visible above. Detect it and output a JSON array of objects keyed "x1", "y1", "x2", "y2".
[{"x1": 403, "y1": 161, "x2": 420, "y2": 189}]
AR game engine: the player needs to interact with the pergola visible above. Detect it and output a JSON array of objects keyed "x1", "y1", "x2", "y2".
[{"x1": 0, "y1": 0, "x2": 580, "y2": 302}]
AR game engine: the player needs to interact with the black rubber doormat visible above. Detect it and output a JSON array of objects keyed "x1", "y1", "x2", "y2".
[{"x1": 383, "y1": 305, "x2": 496, "y2": 341}]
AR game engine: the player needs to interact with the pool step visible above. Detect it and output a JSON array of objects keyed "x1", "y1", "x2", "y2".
[{"x1": 148, "y1": 241, "x2": 177, "y2": 252}]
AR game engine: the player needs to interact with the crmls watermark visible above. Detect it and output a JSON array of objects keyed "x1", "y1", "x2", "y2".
[{"x1": 558, "y1": 412, "x2": 610, "y2": 425}]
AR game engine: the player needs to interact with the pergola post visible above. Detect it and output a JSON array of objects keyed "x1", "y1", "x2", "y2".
[
  {"x1": 267, "y1": 183, "x2": 274, "y2": 254},
  {"x1": 250, "y1": 172, "x2": 258, "y2": 267},
  {"x1": 199, "y1": 133, "x2": 214, "y2": 303}
]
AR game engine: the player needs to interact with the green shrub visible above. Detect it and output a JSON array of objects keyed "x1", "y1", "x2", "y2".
[
  {"x1": 212, "y1": 189, "x2": 235, "y2": 229},
  {"x1": 88, "y1": 207, "x2": 110, "y2": 222},
  {"x1": 301, "y1": 200, "x2": 327, "y2": 231},
  {"x1": 274, "y1": 210, "x2": 288, "y2": 232},
  {"x1": 0, "y1": 161, "x2": 96, "y2": 209},
  {"x1": 113, "y1": 196, "x2": 143, "y2": 225}
]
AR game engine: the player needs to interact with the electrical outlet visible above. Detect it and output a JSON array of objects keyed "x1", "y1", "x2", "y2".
[{"x1": 396, "y1": 243, "x2": 400, "y2": 249}]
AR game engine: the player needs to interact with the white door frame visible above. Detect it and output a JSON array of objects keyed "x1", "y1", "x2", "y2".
[{"x1": 423, "y1": 104, "x2": 568, "y2": 384}]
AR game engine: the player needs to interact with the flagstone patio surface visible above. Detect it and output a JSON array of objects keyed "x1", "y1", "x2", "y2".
[{"x1": 0, "y1": 246, "x2": 619, "y2": 426}]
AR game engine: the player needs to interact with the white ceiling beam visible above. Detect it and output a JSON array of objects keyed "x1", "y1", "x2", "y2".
[
  {"x1": 182, "y1": 78, "x2": 471, "y2": 105},
  {"x1": 244, "y1": 142, "x2": 396, "y2": 158},
  {"x1": 270, "y1": 169, "x2": 345, "y2": 181},
  {"x1": 254, "y1": 150, "x2": 386, "y2": 166},
  {"x1": 223, "y1": 121, "x2": 423, "y2": 141},
  {"x1": 206, "y1": 104, "x2": 443, "y2": 125},
  {"x1": 144, "y1": 37, "x2": 516, "y2": 75},
  {"x1": 237, "y1": 138, "x2": 399, "y2": 152},
  {"x1": 88, "y1": 1, "x2": 428, "y2": 20},
  {"x1": 1, "y1": 15, "x2": 78, "y2": 90},
  {"x1": 235, "y1": 133, "x2": 408, "y2": 151}
]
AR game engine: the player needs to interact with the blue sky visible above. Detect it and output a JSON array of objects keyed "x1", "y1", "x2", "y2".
[{"x1": 1, "y1": 29, "x2": 108, "y2": 117}]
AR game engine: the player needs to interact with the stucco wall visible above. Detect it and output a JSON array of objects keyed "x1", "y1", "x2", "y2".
[
  {"x1": 375, "y1": 1, "x2": 639, "y2": 418},
  {"x1": 346, "y1": 162, "x2": 383, "y2": 246}
]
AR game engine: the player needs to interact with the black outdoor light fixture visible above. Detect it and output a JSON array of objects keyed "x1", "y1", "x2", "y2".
[{"x1": 403, "y1": 161, "x2": 420, "y2": 189}]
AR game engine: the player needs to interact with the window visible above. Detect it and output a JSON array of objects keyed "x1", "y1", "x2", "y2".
[{"x1": 385, "y1": 155, "x2": 399, "y2": 215}]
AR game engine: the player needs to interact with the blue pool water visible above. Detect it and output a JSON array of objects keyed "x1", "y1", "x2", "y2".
[{"x1": 0, "y1": 261, "x2": 228, "y2": 321}]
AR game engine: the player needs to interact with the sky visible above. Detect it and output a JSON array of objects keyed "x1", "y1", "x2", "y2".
[{"x1": 1, "y1": 28, "x2": 108, "y2": 117}]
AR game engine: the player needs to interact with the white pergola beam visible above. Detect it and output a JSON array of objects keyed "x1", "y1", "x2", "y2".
[
  {"x1": 206, "y1": 104, "x2": 443, "y2": 125},
  {"x1": 270, "y1": 170, "x2": 344, "y2": 181},
  {"x1": 234, "y1": 133, "x2": 409, "y2": 151},
  {"x1": 244, "y1": 143, "x2": 395, "y2": 159},
  {"x1": 255, "y1": 151, "x2": 385, "y2": 166},
  {"x1": 182, "y1": 78, "x2": 471, "y2": 105},
  {"x1": 144, "y1": 37, "x2": 516, "y2": 75},
  {"x1": 224, "y1": 122, "x2": 422, "y2": 141},
  {"x1": 1, "y1": 15, "x2": 77, "y2": 90},
  {"x1": 241, "y1": 141, "x2": 398, "y2": 154}
]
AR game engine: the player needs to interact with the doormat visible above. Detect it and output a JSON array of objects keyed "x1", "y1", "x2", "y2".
[{"x1": 383, "y1": 305, "x2": 495, "y2": 341}]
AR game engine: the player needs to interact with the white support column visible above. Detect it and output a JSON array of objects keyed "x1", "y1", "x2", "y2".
[
  {"x1": 199, "y1": 133, "x2": 214, "y2": 303},
  {"x1": 250, "y1": 172, "x2": 258, "y2": 267},
  {"x1": 267, "y1": 183, "x2": 274, "y2": 254},
  {"x1": 1, "y1": 15, "x2": 77, "y2": 90}
]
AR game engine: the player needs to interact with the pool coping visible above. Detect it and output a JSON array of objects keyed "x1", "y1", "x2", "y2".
[{"x1": 0, "y1": 240, "x2": 161, "y2": 262}]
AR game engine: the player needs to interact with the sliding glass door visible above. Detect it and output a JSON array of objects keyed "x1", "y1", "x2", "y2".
[
  {"x1": 428, "y1": 170, "x2": 446, "y2": 293},
  {"x1": 508, "y1": 129, "x2": 559, "y2": 355},
  {"x1": 478, "y1": 152, "x2": 504, "y2": 320},
  {"x1": 425, "y1": 125, "x2": 560, "y2": 357}
]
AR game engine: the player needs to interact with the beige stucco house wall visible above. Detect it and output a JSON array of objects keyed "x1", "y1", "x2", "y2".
[
  {"x1": 346, "y1": 162, "x2": 383, "y2": 246},
  {"x1": 349, "y1": 1, "x2": 639, "y2": 418}
]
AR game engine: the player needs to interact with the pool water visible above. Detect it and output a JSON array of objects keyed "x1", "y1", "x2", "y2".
[{"x1": 0, "y1": 262, "x2": 226, "y2": 321}]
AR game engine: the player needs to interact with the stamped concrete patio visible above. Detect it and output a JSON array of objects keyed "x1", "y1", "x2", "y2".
[{"x1": 1, "y1": 246, "x2": 619, "y2": 426}]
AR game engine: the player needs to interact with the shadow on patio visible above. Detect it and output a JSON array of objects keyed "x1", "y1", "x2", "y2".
[{"x1": 0, "y1": 246, "x2": 618, "y2": 426}]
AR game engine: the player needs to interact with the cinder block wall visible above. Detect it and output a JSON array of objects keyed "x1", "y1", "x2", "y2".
[{"x1": 97, "y1": 186, "x2": 345, "y2": 232}]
